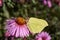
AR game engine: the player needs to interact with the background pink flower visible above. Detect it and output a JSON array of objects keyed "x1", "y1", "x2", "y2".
[
  {"x1": 5, "y1": 31, "x2": 10, "y2": 37},
  {"x1": 43, "y1": 0, "x2": 52, "y2": 8},
  {"x1": 43, "y1": 0, "x2": 47, "y2": 5},
  {"x1": 35, "y1": 32, "x2": 51, "y2": 40},
  {"x1": 0, "y1": 0, "x2": 3, "y2": 7},
  {"x1": 47, "y1": 0, "x2": 52, "y2": 8}
]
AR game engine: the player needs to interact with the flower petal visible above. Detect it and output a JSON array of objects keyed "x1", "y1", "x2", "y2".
[{"x1": 15, "y1": 27, "x2": 20, "y2": 37}]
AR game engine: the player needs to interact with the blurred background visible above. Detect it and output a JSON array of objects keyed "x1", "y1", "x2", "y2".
[{"x1": 0, "y1": 0, "x2": 60, "y2": 40}]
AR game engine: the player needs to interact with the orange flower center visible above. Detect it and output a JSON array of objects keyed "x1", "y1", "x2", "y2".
[{"x1": 16, "y1": 17, "x2": 26, "y2": 25}]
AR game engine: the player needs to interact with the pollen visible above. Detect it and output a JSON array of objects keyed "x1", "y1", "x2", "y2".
[{"x1": 16, "y1": 17, "x2": 26, "y2": 25}]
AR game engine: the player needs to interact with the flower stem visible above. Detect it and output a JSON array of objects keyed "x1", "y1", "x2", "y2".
[{"x1": 33, "y1": 7, "x2": 37, "y2": 17}]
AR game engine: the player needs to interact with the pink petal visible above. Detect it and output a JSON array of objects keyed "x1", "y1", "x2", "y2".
[
  {"x1": 19, "y1": 27, "x2": 24, "y2": 38},
  {"x1": 8, "y1": 22, "x2": 16, "y2": 27},
  {"x1": 23, "y1": 26, "x2": 29, "y2": 36},
  {"x1": 38, "y1": 38, "x2": 42, "y2": 40},
  {"x1": 22, "y1": 27, "x2": 27, "y2": 37},
  {"x1": 5, "y1": 22, "x2": 16, "y2": 30},
  {"x1": 8, "y1": 24, "x2": 16, "y2": 35},
  {"x1": 15, "y1": 27, "x2": 20, "y2": 37},
  {"x1": 5, "y1": 25, "x2": 10, "y2": 30},
  {"x1": 20, "y1": 25, "x2": 29, "y2": 37},
  {"x1": 11, "y1": 27, "x2": 17, "y2": 36}
]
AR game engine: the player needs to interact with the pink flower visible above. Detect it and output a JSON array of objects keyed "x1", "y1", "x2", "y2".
[
  {"x1": 0, "y1": 0, "x2": 3, "y2": 7},
  {"x1": 47, "y1": 0, "x2": 52, "y2": 8},
  {"x1": 35, "y1": 32, "x2": 51, "y2": 40},
  {"x1": 43, "y1": 0, "x2": 47, "y2": 5},
  {"x1": 59, "y1": 2, "x2": 60, "y2": 6},
  {"x1": 43, "y1": 0, "x2": 52, "y2": 8},
  {"x1": 5, "y1": 17, "x2": 29, "y2": 38}
]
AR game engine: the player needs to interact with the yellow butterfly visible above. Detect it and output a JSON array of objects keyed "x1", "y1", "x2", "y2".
[{"x1": 27, "y1": 17, "x2": 48, "y2": 34}]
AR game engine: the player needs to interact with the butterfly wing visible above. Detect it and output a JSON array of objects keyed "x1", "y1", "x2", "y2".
[{"x1": 27, "y1": 17, "x2": 48, "y2": 34}]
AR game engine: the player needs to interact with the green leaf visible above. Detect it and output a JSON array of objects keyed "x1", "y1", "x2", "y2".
[
  {"x1": 3, "y1": 4, "x2": 10, "y2": 18},
  {"x1": 0, "y1": 31, "x2": 2, "y2": 37}
]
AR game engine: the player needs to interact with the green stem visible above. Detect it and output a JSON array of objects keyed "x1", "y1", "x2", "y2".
[
  {"x1": 24, "y1": 8, "x2": 28, "y2": 19},
  {"x1": 21, "y1": 9, "x2": 26, "y2": 18},
  {"x1": 33, "y1": 7, "x2": 37, "y2": 17},
  {"x1": 23, "y1": 4, "x2": 29, "y2": 19}
]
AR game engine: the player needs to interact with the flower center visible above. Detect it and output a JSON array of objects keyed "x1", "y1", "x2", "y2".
[{"x1": 16, "y1": 17, "x2": 26, "y2": 25}]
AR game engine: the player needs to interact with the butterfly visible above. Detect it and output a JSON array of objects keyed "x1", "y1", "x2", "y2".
[{"x1": 27, "y1": 17, "x2": 48, "y2": 34}]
